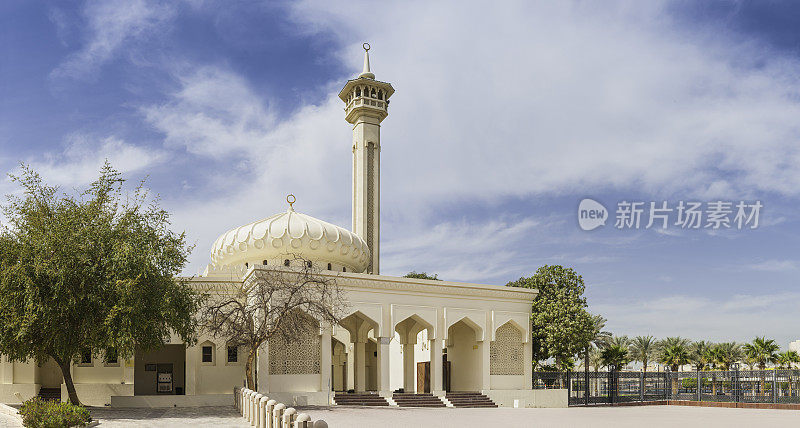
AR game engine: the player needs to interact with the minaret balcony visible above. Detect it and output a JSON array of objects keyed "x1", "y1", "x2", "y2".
[{"x1": 344, "y1": 96, "x2": 388, "y2": 122}]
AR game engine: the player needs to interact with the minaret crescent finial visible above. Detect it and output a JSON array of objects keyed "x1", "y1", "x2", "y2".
[{"x1": 359, "y1": 42, "x2": 375, "y2": 79}]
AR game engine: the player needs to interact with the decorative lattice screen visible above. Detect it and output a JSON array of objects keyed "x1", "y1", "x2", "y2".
[
  {"x1": 269, "y1": 330, "x2": 321, "y2": 375},
  {"x1": 490, "y1": 323, "x2": 524, "y2": 375}
]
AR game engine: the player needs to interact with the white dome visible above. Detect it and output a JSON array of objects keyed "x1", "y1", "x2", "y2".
[{"x1": 210, "y1": 206, "x2": 369, "y2": 273}]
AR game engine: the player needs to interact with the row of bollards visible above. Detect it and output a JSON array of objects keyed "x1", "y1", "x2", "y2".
[{"x1": 235, "y1": 387, "x2": 327, "y2": 428}]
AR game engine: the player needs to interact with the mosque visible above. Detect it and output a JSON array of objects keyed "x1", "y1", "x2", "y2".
[{"x1": 0, "y1": 46, "x2": 562, "y2": 409}]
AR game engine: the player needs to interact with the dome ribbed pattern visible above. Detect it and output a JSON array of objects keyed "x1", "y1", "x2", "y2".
[{"x1": 210, "y1": 207, "x2": 369, "y2": 272}]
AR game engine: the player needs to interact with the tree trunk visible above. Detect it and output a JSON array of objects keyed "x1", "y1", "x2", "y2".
[
  {"x1": 53, "y1": 356, "x2": 80, "y2": 405},
  {"x1": 245, "y1": 347, "x2": 257, "y2": 390}
]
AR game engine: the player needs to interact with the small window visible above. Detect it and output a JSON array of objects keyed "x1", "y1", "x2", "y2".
[
  {"x1": 202, "y1": 346, "x2": 213, "y2": 363},
  {"x1": 327, "y1": 263, "x2": 332, "y2": 270},
  {"x1": 284, "y1": 259, "x2": 290, "y2": 267},
  {"x1": 355, "y1": 88, "x2": 361, "y2": 96},
  {"x1": 342, "y1": 267, "x2": 346, "y2": 272},
  {"x1": 245, "y1": 262, "x2": 249, "y2": 268},
  {"x1": 80, "y1": 349, "x2": 92, "y2": 365},
  {"x1": 263, "y1": 260, "x2": 268, "y2": 265},
  {"x1": 227, "y1": 346, "x2": 238, "y2": 363},
  {"x1": 306, "y1": 261, "x2": 312, "y2": 268},
  {"x1": 105, "y1": 349, "x2": 118, "y2": 365}
]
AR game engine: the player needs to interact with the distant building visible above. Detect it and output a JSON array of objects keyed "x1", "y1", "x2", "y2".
[{"x1": 790, "y1": 340, "x2": 800, "y2": 353}]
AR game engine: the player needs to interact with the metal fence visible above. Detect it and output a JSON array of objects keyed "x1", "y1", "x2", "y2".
[{"x1": 533, "y1": 369, "x2": 800, "y2": 406}]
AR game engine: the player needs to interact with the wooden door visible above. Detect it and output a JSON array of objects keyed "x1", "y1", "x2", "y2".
[{"x1": 416, "y1": 361, "x2": 430, "y2": 393}]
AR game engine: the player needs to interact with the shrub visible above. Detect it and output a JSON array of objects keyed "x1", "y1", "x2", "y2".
[{"x1": 19, "y1": 397, "x2": 92, "y2": 428}]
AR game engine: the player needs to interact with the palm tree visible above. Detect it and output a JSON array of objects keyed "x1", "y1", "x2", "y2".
[
  {"x1": 630, "y1": 336, "x2": 656, "y2": 376},
  {"x1": 658, "y1": 342, "x2": 690, "y2": 395},
  {"x1": 777, "y1": 351, "x2": 800, "y2": 398},
  {"x1": 713, "y1": 342, "x2": 743, "y2": 370},
  {"x1": 601, "y1": 344, "x2": 630, "y2": 399},
  {"x1": 689, "y1": 340, "x2": 713, "y2": 371},
  {"x1": 743, "y1": 337, "x2": 780, "y2": 396},
  {"x1": 776, "y1": 351, "x2": 800, "y2": 369},
  {"x1": 581, "y1": 314, "x2": 612, "y2": 401}
]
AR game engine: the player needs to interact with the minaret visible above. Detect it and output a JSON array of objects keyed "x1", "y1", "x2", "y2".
[{"x1": 338, "y1": 43, "x2": 394, "y2": 274}]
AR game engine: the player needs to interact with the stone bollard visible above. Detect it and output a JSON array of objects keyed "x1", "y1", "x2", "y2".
[
  {"x1": 246, "y1": 390, "x2": 254, "y2": 420},
  {"x1": 259, "y1": 396, "x2": 270, "y2": 428},
  {"x1": 252, "y1": 393, "x2": 264, "y2": 426},
  {"x1": 272, "y1": 403, "x2": 286, "y2": 428},
  {"x1": 282, "y1": 407, "x2": 297, "y2": 428},
  {"x1": 312, "y1": 420, "x2": 328, "y2": 428},
  {"x1": 265, "y1": 399, "x2": 277, "y2": 428},
  {"x1": 247, "y1": 390, "x2": 255, "y2": 421},
  {"x1": 295, "y1": 413, "x2": 312, "y2": 428},
  {"x1": 234, "y1": 387, "x2": 240, "y2": 412},
  {"x1": 242, "y1": 389, "x2": 249, "y2": 419}
]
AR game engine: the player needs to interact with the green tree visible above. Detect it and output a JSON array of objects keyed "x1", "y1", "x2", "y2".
[
  {"x1": 0, "y1": 164, "x2": 201, "y2": 405},
  {"x1": 712, "y1": 342, "x2": 743, "y2": 370},
  {"x1": 743, "y1": 337, "x2": 779, "y2": 396},
  {"x1": 658, "y1": 341, "x2": 690, "y2": 395},
  {"x1": 630, "y1": 335, "x2": 656, "y2": 376},
  {"x1": 508, "y1": 265, "x2": 594, "y2": 369},
  {"x1": 776, "y1": 350, "x2": 800, "y2": 369},
  {"x1": 689, "y1": 340, "x2": 713, "y2": 371},
  {"x1": 581, "y1": 314, "x2": 611, "y2": 377},
  {"x1": 777, "y1": 350, "x2": 800, "y2": 397},
  {"x1": 403, "y1": 271, "x2": 440, "y2": 280},
  {"x1": 743, "y1": 337, "x2": 780, "y2": 370},
  {"x1": 601, "y1": 344, "x2": 630, "y2": 372}
]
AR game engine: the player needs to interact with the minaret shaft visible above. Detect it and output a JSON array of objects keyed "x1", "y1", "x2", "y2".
[{"x1": 352, "y1": 117, "x2": 381, "y2": 274}]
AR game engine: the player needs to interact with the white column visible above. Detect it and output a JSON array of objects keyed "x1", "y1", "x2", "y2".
[
  {"x1": 524, "y1": 340, "x2": 532, "y2": 390},
  {"x1": 430, "y1": 337, "x2": 443, "y2": 395},
  {"x1": 320, "y1": 328, "x2": 332, "y2": 395},
  {"x1": 354, "y1": 341, "x2": 366, "y2": 392},
  {"x1": 480, "y1": 339, "x2": 491, "y2": 391},
  {"x1": 185, "y1": 346, "x2": 198, "y2": 395},
  {"x1": 257, "y1": 342, "x2": 269, "y2": 393},
  {"x1": 403, "y1": 342, "x2": 416, "y2": 392},
  {"x1": 377, "y1": 337, "x2": 391, "y2": 395}
]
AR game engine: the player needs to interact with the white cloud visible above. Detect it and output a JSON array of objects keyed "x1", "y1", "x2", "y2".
[
  {"x1": 593, "y1": 293, "x2": 800, "y2": 346},
  {"x1": 18, "y1": 134, "x2": 166, "y2": 188},
  {"x1": 51, "y1": 0, "x2": 175, "y2": 79},
  {"x1": 284, "y1": 0, "x2": 800, "y2": 202},
  {"x1": 741, "y1": 259, "x2": 798, "y2": 272}
]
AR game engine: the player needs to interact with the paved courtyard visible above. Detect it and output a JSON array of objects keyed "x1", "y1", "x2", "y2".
[
  {"x1": 4, "y1": 405, "x2": 800, "y2": 427},
  {"x1": 301, "y1": 405, "x2": 800, "y2": 428}
]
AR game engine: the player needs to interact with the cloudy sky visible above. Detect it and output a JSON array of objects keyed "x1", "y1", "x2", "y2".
[{"x1": 2, "y1": 1, "x2": 799, "y2": 348}]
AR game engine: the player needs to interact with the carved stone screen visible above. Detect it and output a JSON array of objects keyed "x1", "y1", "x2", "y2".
[
  {"x1": 269, "y1": 330, "x2": 321, "y2": 375},
  {"x1": 490, "y1": 323, "x2": 524, "y2": 375}
]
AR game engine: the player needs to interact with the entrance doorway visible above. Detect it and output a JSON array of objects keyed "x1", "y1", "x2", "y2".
[
  {"x1": 445, "y1": 320, "x2": 482, "y2": 391},
  {"x1": 134, "y1": 344, "x2": 186, "y2": 395},
  {"x1": 38, "y1": 358, "x2": 63, "y2": 388}
]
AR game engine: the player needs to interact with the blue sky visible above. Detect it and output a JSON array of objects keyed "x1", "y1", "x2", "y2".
[{"x1": 1, "y1": 1, "x2": 799, "y2": 347}]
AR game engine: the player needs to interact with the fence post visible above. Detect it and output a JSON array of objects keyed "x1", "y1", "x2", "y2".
[
  {"x1": 665, "y1": 368, "x2": 671, "y2": 401},
  {"x1": 734, "y1": 365, "x2": 740, "y2": 404},
  {"x1": 639, "y1": 371, "x2": 644, "y2": 402},
  {"x1": 696, "y1": 369, "x2": 701, "y2": 402},
  {"x1": 585, "y1": 369, "x2": 590, "y2": 406},
  {"x1": 773, "y1": 370, "x2": 777, "y2": 404}
]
